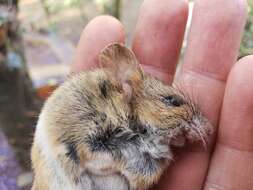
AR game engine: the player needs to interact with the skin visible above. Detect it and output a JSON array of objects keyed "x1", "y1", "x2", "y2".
[{"x1": 71, "y1": 0, "x2": 253, "y2": 189}]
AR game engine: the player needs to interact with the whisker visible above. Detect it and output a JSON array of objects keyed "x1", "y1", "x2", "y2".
[{"x1": 194, "y1": 126, "x2": 208, "y2": 150}]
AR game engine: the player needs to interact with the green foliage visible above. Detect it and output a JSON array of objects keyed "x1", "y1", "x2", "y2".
[
  {"x1": 96, "y1": 0, "x2": 121, "y2": 19},
  {"x1": 42, "y1": 0, "x2": 83, "y2": 14},
  {"x1": 40, "y1": 0, "x2": 122, "y2": 25},
  {"x1": 41, "y1": 0, "x2": 122, "y2": 19},
  {"x1": 240, "y1": 4, "x2": 253, "y2": 58}
]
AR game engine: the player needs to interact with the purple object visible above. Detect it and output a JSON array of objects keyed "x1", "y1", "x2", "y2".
[{"x1": 0, "y1": 130, "x2": 22, "y2": 190}]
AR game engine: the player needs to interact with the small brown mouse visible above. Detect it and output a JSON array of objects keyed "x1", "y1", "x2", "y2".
[{"x1": 31, "y1": 43, "x2": 213, "y2": 190}]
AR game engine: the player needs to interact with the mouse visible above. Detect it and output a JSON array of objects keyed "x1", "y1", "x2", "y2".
[{"x1": 31, "y1": 43, "x2": 213, "y2": 190}]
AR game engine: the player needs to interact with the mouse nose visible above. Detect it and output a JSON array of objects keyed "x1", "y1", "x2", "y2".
[{"x1": 184, "y1": 116, "x2": 213, "y2": 146}]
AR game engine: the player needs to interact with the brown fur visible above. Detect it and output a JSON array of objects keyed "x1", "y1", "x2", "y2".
[{"x1": 31, "y1": 43, "x2": 212, "y2": 190}]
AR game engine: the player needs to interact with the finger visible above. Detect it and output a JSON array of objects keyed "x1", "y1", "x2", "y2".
[
  {"x1": 180, "y1": 0, "x2": 247, "y2": 121},
  {"x1": 205, "y1": 56, "x2": 253, "y2": 190},
  {"x1": 132, "y1": 0, "x2": 188, "y2": 84},
  {"x1": 71, "y1": 15, "x2": 125, "y2": 73},
  {"x1": 156, "y1": 0, "x2": 247, "y2": 189}
]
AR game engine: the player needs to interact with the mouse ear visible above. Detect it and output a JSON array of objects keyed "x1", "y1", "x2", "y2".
[{"x1": 99, "y1": 43, "x2": 143, "y2": 99}]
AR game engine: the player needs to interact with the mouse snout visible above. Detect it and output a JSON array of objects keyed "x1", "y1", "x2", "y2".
[{"x1": 183, "y1": 115, "x2": 213, "y2": 146}]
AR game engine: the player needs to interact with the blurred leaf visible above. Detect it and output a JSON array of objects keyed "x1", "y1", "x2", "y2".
[
  {"x1": 248, "y1": 0, "x2": 253, "y2": 7},
  {"x1": 42, "y1": 0, "x2": 84, "y2": 14},
  {"x1": 95, "y1": 0, "x2": 121, "y2": 19},
  {"x1": 240, "y1": 3, "x2": 253, "y2": 58}
]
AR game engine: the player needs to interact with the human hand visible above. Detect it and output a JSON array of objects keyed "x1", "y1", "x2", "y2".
[{"x1": 72, "y1": 0, "x2": 252, "y2": 189}]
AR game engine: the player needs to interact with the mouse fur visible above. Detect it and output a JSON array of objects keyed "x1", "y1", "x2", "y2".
[{"x1": 31, "y1": 43, "x2": 212, "y2": 190}]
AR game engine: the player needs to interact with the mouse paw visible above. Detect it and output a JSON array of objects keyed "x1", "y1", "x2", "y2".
[{"x1": 140, "y1": 136, "x2": 172, "y2": 160}]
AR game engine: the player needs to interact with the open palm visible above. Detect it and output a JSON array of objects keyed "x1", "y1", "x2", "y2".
[{"x1": 72, "y1": 0, "x2": 252, "y2": 189}]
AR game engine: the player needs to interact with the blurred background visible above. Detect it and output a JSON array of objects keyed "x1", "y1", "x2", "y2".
[{"x1": 0, "y1": 0, "x2": 252, "y2": 189}]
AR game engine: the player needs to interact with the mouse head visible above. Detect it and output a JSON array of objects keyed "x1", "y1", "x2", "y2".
[{"x1": 99, "y1": 43, "x2": 213, "y2": 146}]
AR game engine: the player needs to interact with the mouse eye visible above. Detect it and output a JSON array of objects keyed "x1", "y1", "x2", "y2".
[{"x1": 162, "y1": 95, "x2": 185, "y2": 107}]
